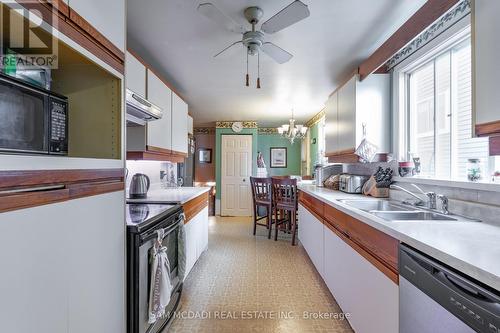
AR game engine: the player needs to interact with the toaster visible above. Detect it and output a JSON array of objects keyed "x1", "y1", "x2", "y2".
[
  {"x1": 339, "y1": 174, "x2": 369, "y2": 193},
  {"x1": 314, "y1": 164, "x2": 343, "y2": 187}
]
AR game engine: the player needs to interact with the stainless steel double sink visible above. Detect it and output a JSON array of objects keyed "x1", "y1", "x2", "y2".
[{"x1": 338, "y1": 199, "x2": 458, "y2": 221}]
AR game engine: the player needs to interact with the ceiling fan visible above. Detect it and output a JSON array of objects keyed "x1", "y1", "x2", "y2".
[{"x1": 197, "y1": 1, "x2": 310, "y2": 88}]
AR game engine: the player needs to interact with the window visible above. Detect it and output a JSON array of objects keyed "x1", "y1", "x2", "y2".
[{"x1": 405, "y1": 37, "x2": 490, "y2": 180}]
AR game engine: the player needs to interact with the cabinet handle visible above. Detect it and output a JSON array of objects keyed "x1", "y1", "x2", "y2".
[{"x1": 0, "y1": 184, "x2": 65, "y2": 195}]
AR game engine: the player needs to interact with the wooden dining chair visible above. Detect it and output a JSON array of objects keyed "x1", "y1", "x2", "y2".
[
  {"x1": 271, "y1": 177, "x2": 298, "y2": 245},
  {"x1": 250, "y1": 177, "x2": 273, "y2": 239}
]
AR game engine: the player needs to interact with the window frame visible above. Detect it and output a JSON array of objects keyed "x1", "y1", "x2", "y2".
[{"x1": 391, "y1": 17, "x2": 498, "y2": 188}]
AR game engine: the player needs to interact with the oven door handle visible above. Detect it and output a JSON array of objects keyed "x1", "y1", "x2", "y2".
[
  {"x1": 159, "y1": 214, "x2": 184, "y2": 237},
  {"x1": 140, "y1": 213, "x2": 185, "y2": 242}
]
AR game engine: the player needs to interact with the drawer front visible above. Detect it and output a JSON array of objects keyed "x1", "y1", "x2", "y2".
[
  {"x1": 323, "y1": 204, "x2": 398, "y2": 273},
  {"x1": 298, "y1": 191, "x2": 324, "y2": 218}
]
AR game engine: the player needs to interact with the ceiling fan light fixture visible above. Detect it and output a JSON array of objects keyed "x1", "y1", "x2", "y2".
[{"x1": 200, "y1": 2, "x2": 309, "y2": 86}]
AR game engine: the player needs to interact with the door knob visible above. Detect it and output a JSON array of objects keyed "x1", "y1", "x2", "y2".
[{"x1": 243, "y1": 179, "x2": 246, "y2": 182}]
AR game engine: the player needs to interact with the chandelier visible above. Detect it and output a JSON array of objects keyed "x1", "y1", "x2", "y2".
[{"x1": 277, "y1": 109, "x2": 308, "y2": 144}]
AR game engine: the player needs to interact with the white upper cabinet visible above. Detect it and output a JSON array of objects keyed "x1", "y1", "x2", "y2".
[
  {"x1": 337, "y1": 76, "x2": 357, "y2": 151},
  {"x1": 125, "y1": 52, "x2": 146, "y2": 97},
  {"x1": 171, "y1": 92, "x2": 188, "y2": 154},
  {"x1": 147, "y1": 70, "x2": 172, "y2": 151},
  {"x1": 325, "y1": 91, "x2": 339, "y2": 154},
  {"x1": 355, "y1": 74, "x2": 390, "y2": 150},
  {"x1": 474, "y1": 0, "x2": 500, "y2": 127},
  {"x1": 187, "y1": 115, "x2": 194, "y2": 135},
  {"x1": 325, "y1": 74, "x2": 390, "y2": 155},
  {"x1": 68, "y1": 0, "x2": 125, "y2": 52}
]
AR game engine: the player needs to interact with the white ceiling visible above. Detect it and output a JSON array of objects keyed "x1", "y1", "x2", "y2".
[{"x1": 127, "y1": 0, "x2": 426, "y2": 127}]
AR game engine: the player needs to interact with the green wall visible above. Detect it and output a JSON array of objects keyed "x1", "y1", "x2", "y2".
[
  {"x1": 257, "y1": 133, "x2": 301, "y2": 177},
  {"x1": 308, "y1": 122, "x2": 320, "y2": 174},
  {"x1": 215, "y1": 128, "x2": 258, "y2": 199}
]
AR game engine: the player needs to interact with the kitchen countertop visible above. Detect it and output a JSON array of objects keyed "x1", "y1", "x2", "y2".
[
  {"x1": 298, "y1": 184, "x2": 500, "y2": 292},
  {"x1": 127, "y1": 186, "x2": 211, "y2": 205}
]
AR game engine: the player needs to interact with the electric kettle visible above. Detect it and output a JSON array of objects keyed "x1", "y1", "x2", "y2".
[{"x1": 128, "y1": 173, "x2": 150, "y2": 199}]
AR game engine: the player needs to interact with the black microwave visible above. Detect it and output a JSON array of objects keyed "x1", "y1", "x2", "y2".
[{"x1": 0, "y1": 73, "x2": 68, "y2": 155}]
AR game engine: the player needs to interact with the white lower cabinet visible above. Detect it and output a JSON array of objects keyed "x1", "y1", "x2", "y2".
[
  {"x1": 184, "y1": 206, "x2": 209, "y2": 277},
  {"x1": 298, "y1": 204, "x2": 324, "y2": 277},
  {"x1": 0, "y1": 191, "x2": 125, "y2": 333},
  {"x1": 323, "y1": 226, "x2": 399, "y2": 333}
]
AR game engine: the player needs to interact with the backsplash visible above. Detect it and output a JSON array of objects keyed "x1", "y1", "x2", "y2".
[
  {"x1": 126, "y1": 160, "x2": 177, "y2": 189},
  {"x1": 389, "y1": 182, "x2": 500, "y2": 226}
]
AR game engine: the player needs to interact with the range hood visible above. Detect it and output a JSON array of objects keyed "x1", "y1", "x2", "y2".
[{"x1": 126, "y1": 89, "x2": 162, "y2": 126}]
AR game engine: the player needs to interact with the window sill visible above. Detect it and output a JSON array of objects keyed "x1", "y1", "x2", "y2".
[{"x1": 393, "y1": 176, "x2": 500, "y2": 192}]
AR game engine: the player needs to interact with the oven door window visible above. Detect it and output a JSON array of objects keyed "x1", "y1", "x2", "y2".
[
  {"x1": 149, "y1": 228, "x2": 179, "y2": 278},
  {"x1": 0, "y1": 81, "x2": 48, "y2": 153}
]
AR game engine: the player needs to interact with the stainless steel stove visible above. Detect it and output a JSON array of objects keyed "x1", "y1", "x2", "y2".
[{"x1": 126, "y1": 202, "x2": 184, "y2": 333}]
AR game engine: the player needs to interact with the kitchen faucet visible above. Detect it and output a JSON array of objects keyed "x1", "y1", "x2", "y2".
[
  {"x1": 410, "y1": 183, "x2": 437, "y2": 209},
  {"x1": 390, "y1": 184, "x2": 450, "y2": 214},
  {"x1": 389, "y1": 184, "x2": 436, "y2": 210}
]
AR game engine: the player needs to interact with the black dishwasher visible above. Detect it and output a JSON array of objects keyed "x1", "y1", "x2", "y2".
[{"x1": 399, "y1": 244, "x2": 500, "y2": 333}]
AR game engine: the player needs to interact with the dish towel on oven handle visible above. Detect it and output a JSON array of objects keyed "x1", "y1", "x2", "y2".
[
  {"x1": 148, "y1": 228, "x2": 173, "y2": 324},
  {"x1": 177, "y1": 213, "x2": 187, "y2": 282}
]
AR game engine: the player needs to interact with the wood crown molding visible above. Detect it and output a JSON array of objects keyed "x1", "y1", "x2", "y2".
[
  {"x1": 358, "y1": 0, "x2": 461, "y2": 80},
  {"x1": 475, "y1": 120, "x2": 500, "y2": 137},
  {"x1": 0, "y1": 168, "x2": 124, "y2": 213}
]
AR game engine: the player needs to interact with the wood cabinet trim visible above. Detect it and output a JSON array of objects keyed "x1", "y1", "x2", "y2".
[
  {"x1": 0, "y1": 168, "x2": 124, "y2": 213},
  {"x1": 325, "y1": 149, "x2": 388, "y2": 163},
  {"x1": 171, "y1": 150, "x2": 188, "y2": 158},
  {"x1": 127, "y1": 149, "x2": 186, "y2": 163},
  {"x1": 358, "y1": 0, "x2": 460, "y2": 80},
  {"x1": 68, "y1": 7, "x2": 124, "y2": 62},
  {"x1": 323, "y1": 204, "x2": 399, "y2": 273},
  {"x1": 489, "y1": 135, "x2": 500, "y2": 156},
  {"x1": 298, "y1": 191, "x2": 325, "y2": 217},
  {"x1": 323, "y1": 221, "x2": 399, "y2": 284},
  {"x1": 17, "y1": 0, "x2": 124, "y2": 74},
  {"x1": 475, "y1": 120, "x2": 500, "y2": 137},
  {"x1": 299, "y1": 201, "x2": 324, "y2": 224},
  {"x1": 0, "y1": 168, "x2": 123, "y2": 190},
  {"x1": 183, "y1": 192, "x2": 209, "y2": 223},
  {"x1": 299, "y1": 190, "x2": 399, "y2": 284},
  {"x1": 146, "y1": 145, "x2": 171, "y2": 154}
]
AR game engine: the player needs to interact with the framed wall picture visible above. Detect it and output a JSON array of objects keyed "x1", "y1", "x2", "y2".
[
  {"x1": 198, "y1": 148, "x2": 212, "y2": 164},
  {"x1": 270, "y1": 147, "x2": 287, "y2": 168}
]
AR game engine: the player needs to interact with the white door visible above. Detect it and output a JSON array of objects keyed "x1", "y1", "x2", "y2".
[{"x1": 221, "y1": 135, "x2": 252, "y2": 216}]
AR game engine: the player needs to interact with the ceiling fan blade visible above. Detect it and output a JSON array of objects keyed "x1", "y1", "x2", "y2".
[
  {"x1": 214, "y1": 41, "x2": 242, "y2": 58},
  {"x1": 261, "y1": 42, "x2": 293, "y2": 64},
  {"x1": 197, "y1": 3, "x2": 246, "y2": 34},
  {"x1": 261, "y1": 0, "x2": 310, "y2": 34}
]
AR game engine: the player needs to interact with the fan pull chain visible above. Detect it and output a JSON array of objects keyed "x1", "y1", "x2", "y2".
[
  {"x1": 245, "y1": 50, "x2": 249, "y2": 87},
  {"x1": 257, "y1": 52, "x2": 261, "y2": 89}
]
